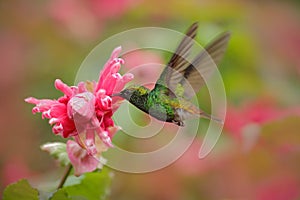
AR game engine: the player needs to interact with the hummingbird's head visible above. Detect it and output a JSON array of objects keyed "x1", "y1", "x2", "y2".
[{"x1": 112, "y1": 85, "x2": 149, "y2": 101}]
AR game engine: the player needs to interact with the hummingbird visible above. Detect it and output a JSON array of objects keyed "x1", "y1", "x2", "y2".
[{"x1": 113, "y1": 23, "x2": 230, "y2": 126}]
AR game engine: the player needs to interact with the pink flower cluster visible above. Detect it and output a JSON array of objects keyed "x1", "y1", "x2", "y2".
[
  {"x1": 25, "y1": 47, "x2": 133, "y2": 175},
  {"x1": 225, "y1": 99, "x2": 300, "y2": 142}
]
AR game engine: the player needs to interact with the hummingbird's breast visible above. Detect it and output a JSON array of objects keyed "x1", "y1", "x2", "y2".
[
  {"x1": 129, "y1": 93, "x2": 150, "y2": 114},
  {"x1": 146, "y1": 92, "x2": 178, "y2": 122}
]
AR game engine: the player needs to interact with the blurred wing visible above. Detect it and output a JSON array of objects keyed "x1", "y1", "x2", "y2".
[
  {"x1": 155, "y1": 23, "x2": 198, "y2": 95},
  {"x1": 180, "y1": 32, "x2": 231, "y2": 99}
]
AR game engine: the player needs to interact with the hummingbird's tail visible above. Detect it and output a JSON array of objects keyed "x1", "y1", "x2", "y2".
[{"x1": 200, "y1": 112, "x2": 224, "y2": 124}]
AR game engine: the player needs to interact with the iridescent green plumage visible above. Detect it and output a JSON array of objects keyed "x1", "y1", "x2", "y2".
[{"x1": 115, "y1": 23, "x2": 230, "y2": 126}]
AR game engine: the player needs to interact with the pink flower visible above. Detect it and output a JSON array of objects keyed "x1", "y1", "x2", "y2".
[
  {"x1": 66, "y1": 140, "x2": 104, "y2": 176},
  {"x1": 225, "y1": 99, "x2": 300, "y2": 143},
  {"x1": 25, "y1": 47, "x2": 133, "y2": 175}
]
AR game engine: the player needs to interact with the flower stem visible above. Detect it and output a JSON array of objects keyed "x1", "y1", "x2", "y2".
[{"x1": 57, "y1": 164, "x2": 72, "y2": 189}]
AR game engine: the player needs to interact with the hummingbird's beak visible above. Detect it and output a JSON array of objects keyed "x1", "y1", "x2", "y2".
[{"x1": 111, "y1": 93, "x2": 121, "y2": 97}]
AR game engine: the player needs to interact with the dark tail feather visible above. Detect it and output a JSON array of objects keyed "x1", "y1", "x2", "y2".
[{"x1": 200, "y1": 112, "x2": 224, "y2": 124}]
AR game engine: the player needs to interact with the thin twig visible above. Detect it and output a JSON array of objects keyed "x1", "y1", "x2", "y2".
[{"x1": 57, "y1": 164, "x2": 72, "y2": 189}]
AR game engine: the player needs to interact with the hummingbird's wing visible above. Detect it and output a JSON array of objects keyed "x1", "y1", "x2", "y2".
[
  {"x1": 179, "y1": 32, "x2": 231, "y2": 99},
  {"x1": 155, "y1": 22, "x2": 198, "y2": 96},
  {"x1": 154, "y1": 23, "x2": 230, "y2": 100}
]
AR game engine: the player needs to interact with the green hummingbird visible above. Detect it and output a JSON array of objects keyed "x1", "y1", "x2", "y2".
[{"x1": 113, "y1": 23, "x2": 230, "y2": 126}]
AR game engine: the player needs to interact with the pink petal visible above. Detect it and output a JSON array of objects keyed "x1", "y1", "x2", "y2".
[
  {"x1": 50, "y1": 103, "x2": 67, "y2": 118},
  {"x1": 111, "y1": 46, "x2": 122, "y2": 58},
  {"x1": 85, "y1": 129, "x2": 97, "y2": 156},
  {"x1": 96, "y1": 46, "x2": 122, "y2": 92},
  {"x1": 66, "y1": 140, "x2": 99, "y2": 176},
  {"x1": 55, "y1": 79, "x2": 73, "y2": 97},
  {"x1": 113, "y1": 73, "x2": 134, "y2": 93},
  {"x1": 24, "y1": 97, "x2": 39, "y2": 104},
  {"x1": 110, "y1": 60, "x2": 121, "y2": 74},
  {"x1": 101, "y1": 75, "x2": 118, "y2": 96},
  {"x1": 67, "y1": 92, "x2": 95, "y2": 121},
  {"x1": 96, "y1": 128, "x2": 113, "y2": 147},
  {"x1": 25, "y1": 97, "x2": 57, "y2": 114},
  {"x1": 77, "y1": 82, "x2": 87, "y2": 93},
  {"x1": 61, "y1": 117, "x2": 76, "y2": 138}
]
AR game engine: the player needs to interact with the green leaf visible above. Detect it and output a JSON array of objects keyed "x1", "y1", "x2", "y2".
[
  {"x1": 50, "y1": 189, "x2": 71, "y2": 200},
  {"x1": 63, "y1": 168, "x2": 113, "y2": 200},
  {"x1": 3, "y1": 179, "x2": 39, "y2": 200},
  {"x1": 41, "y1": 142, "x2": 70, "y2": 166},
  {"x1": 63, "y1": 174, "x2": 85, "y2": 187}
]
